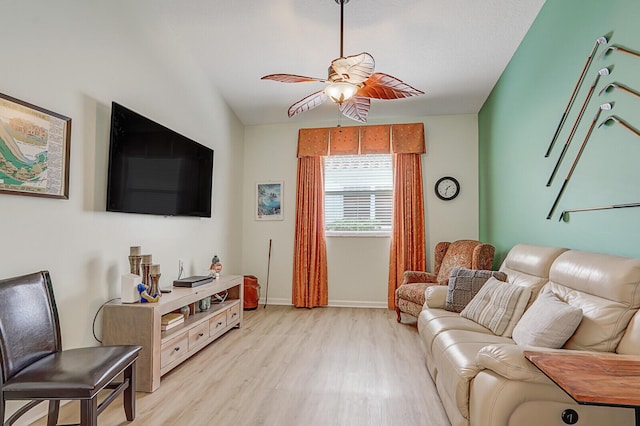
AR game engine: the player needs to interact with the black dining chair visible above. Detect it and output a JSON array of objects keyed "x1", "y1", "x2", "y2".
[{"x1": 0, "y1": 271, "x2": 141, "y2": 426}]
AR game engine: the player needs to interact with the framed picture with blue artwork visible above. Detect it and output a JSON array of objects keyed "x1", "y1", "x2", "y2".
[
  {"x1": 256, "y1": 181, "x2": 283, "y2": 221},
  {"x1": 0, "y1": 92, "x2": 71, "y2": 199}
]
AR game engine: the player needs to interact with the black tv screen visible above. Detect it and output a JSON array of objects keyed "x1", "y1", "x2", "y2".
[{"x1": 106, "y1": 102, "x2": 213, "y2": 217}]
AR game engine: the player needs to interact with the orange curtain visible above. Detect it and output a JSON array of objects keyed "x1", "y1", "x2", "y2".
[
  {"x1": 292, "y1": 156, "x2": 329, "y2": 308},
  {"x1": 388, "y1": 153, "x2": 426, "y2": 308}
]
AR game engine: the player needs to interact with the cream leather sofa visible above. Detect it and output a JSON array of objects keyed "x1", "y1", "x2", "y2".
[{"x1": 417, "y1": 243, "x2": 640, "y2": 426}]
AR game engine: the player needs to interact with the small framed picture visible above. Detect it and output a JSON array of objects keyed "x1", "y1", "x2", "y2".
[
  {"x1": 0, "y1": 92, "x2": 71, "y2": 199},
  {"x1": 256, "y1": 181, "x2": 283, "y2": 221}
]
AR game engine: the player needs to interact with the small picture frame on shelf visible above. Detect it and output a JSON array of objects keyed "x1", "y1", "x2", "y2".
[{"x1": 256, "y1": 181, "x2": 283, "y2": 221}]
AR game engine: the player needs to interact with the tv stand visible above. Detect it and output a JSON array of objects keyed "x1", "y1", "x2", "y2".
[{"x1": 102, "y1": 275, "x2": 243, "y2": 392}]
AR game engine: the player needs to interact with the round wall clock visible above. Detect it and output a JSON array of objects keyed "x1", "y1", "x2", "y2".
[{"x1": 435, "y1": 176, "x2": 460, "y2": 201}]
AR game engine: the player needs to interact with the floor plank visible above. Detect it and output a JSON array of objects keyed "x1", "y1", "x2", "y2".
[{"x1": 30, "y1": 306, "x2": 450, "y2": 426}]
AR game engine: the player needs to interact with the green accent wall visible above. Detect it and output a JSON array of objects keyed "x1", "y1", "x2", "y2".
[{"x1": 479, "y1": 0, "x2": 640, "y2": 264}]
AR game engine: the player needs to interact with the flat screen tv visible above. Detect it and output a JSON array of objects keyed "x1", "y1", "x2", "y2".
[{"x1": 106, "y1": 102, "x2": 213, "y2": 217}]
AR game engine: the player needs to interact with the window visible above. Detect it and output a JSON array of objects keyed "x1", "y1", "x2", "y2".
[{"x1": 324, "y1": 154, "x2": 393, "y2": 235}]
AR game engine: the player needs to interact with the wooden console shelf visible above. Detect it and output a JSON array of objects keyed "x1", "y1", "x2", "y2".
[{"x1": 102, "y1": 275, "x2": 243, "y2": 392}]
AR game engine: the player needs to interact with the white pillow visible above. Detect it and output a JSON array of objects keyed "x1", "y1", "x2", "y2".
[
  {"x1": 512, "y1": 291, "x2": 583, "y2": 348},
  {"x1": 460, "y1": 277, "x2": 531, "y2": 337}
]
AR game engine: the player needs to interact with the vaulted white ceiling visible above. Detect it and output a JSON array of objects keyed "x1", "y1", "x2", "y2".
[{"x1": 129, "y1": 0, "x2": 545, "y2": 126}]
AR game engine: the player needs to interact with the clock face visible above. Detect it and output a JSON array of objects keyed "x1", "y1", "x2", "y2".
[{"x1": 435, "y1": 176, "x2": 460, "y2": 201}]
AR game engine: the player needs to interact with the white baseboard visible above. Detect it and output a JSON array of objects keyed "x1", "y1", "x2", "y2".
[
  {"x1": 258, "y1": 297, "x2": 290, "y2": 306},
  {"x1": 327, "y1": 299, "x2": 387, "y2": 309},
  {"x1": 257, "y1": 298, "x2": 387, "y2": 309}
]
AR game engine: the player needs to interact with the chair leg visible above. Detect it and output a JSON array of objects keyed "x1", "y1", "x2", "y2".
[
  {"x1": 80, "y1": 397, "x2": 98, "y2": 426},
  {"x1": 124, "y1": 363, "x2": 136, "y2": 421},
  {"x1": 47, "y1": 400, "x2": 60, "y2": 426},
  {"x1": 396, "y1": 307, "x2": 402, "y2": 323}
]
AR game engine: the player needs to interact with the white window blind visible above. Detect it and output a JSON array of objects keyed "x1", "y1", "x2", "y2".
[{"x1": 324, "y1": 154, "x2": 393, "y2": 235}]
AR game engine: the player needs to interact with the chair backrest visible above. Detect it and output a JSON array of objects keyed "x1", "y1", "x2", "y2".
[
  {"x1": 434, "y1": 240, "x2": 495, "y2": 284},
  {"x1": 0, "y1": 271, "x2": 61, "y2": 384}
]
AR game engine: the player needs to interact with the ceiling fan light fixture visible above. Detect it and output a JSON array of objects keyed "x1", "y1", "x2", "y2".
[
  {"x1": 324, "y1": 81, "x2": 358, "y2": 104},
  {"x1": 261, "y1": 0, "x2": 423, "y2": 122}
]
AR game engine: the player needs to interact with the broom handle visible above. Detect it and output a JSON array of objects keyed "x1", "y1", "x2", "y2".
[{"x1": 264, "y1": 239, "x2": 272, "y2": 308}]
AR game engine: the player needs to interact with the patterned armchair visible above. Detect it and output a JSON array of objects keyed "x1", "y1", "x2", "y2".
[{"x1": 395, "y1": 239, "x2": 495, "y2": 322}]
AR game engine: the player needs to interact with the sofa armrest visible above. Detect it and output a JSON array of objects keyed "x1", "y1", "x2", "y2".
[
  {"x1": 402, "y1": 271, "x2": 437, "y2": 285},
  {"x1": 476, "y1": 344, "x2": 557, "y2": 384},
  {"x1": 425, "y1": 285, "x2": 448, "y2": 308}
]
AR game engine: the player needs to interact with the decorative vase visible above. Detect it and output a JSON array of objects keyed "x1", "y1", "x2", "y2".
[
  {"x1": 180, "y1": 305, "x2": 190, "y2": 320},
  {"x1": 198, "y1": 296, "x2": 211, "y2": 311}
]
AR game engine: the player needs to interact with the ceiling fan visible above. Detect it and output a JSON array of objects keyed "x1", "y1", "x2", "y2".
[{"x1": 261, "y1": 0, "x2": 424, "y2": 123}]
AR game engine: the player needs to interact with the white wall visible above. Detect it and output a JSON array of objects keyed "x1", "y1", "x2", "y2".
[
  {"x1": 0, "y1": 0, "x2": 243, "y2": 405},
  {"x1": 242, "y1": 114, "x2": 479, "y2": 307},
  {"x1": 1, "y1": 4, "x2": 244, "y2": 420}
]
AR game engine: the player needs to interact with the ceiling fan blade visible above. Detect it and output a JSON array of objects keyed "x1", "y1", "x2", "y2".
[
  {"x1": 261, "y1": 74, "x2": 327, "y2": 83},
  {"x1": 357, "y1": 72, "x2": 424, "y2": 99},
  {"x1": 329, "y1": 52, "x2": 375, "y2": 84},
  {"x1": 339, "y1": 96, "x2": 370, "y2": 123},
  {"x1": 288, "y1": 90, "x2": 329, "y2": 118}
]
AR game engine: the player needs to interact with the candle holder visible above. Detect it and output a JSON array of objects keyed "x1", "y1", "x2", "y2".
[
  {"x1": 148, "y1": 264, "x2": 161, "y2": 300},
  {"x1": 128, "y1": 246, "x2": 142, "y2": 276},
  {"x1": 149, "y1": 273, "x2": 161, "y2": 300},
  {"x1": 141, "y1": 254, "x2": 152, "y2": 286},
  {"x1": 128, "y1": 255, "x2": 142, "y2": 276}
]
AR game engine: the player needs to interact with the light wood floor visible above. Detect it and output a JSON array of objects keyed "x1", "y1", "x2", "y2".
[{"x1": 31, "y1": 306, "x2": 450, "y2": 426}]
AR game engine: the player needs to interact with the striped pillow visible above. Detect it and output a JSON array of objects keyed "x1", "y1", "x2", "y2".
[{"x1": 460, "y1": 277, "x2": 531, "y2": 336}]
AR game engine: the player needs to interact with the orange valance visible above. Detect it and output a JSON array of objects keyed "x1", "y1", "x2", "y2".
[
  {"x1": 296, "y1": 128, "x2": 329, "y2": 157},
  {"x1": 297, "y1": 123, "x2": 425, "y2": 157},
  {"x1": 328, "y1": 126, "x2": 359, "y2": 155}
]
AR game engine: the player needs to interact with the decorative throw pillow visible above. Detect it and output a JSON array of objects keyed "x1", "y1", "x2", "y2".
[
  {"x1": 512, "y1": 291, "x2": 583, "y2": 348},
  {"x1": 460, "y1": 277, "x2": 531, "y2": 336},
  {"x1": 445, "y1": 268, "x2": 508, "y2": 313}
]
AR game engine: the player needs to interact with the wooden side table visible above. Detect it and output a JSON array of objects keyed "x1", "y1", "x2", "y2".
[{"x1": 525, "y1": 350, "x2": 640, "y2": 426}]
